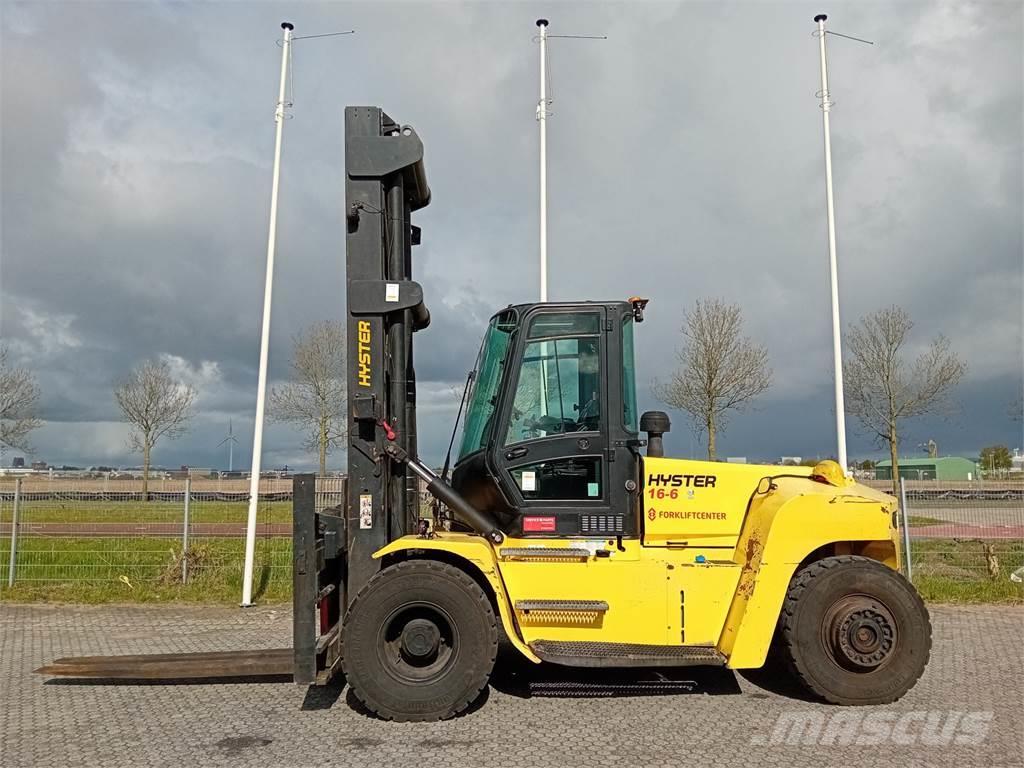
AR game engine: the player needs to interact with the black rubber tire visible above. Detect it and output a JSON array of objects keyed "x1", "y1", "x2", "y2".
[
  {"x1": 779, "y1": 555, "x2": 931, "y2": 705},
  {"x1": 341, "y1": 560, "x2": 498, "y2": 721}
]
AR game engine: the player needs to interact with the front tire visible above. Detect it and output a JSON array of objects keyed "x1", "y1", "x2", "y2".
[
  {"x1": 341, "y1": 560, "x2": 498, "y2": 721},
  {"x1": 779, "y1": 555, "x2": 931, "y2": 705}
]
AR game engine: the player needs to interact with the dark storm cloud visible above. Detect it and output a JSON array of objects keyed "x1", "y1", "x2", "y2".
[{"x1": 1, "y1": 0, "x2": 1020, "y2": 471}]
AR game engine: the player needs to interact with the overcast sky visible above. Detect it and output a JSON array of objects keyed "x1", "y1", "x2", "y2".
[{"x1": 1, "y1": 0, "x2": 1021, "y2": 471}]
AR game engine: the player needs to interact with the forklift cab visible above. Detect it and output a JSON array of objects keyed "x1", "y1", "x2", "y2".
[{"x1": 452, "y1": 300, "x2": 645, "y2": 537}]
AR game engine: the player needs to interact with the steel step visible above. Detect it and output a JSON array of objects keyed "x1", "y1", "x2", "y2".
[
  {"x1": 515, "y1": 599, "x2": 609, "y2": 613},
  {"x1": 530, "y1": 640, "x2": 726, "y2": 669},
  {"x1": 499, "y1": 547, "x2": 591, "y2": 559},
  {"x1": 528, "y1": 679, "x2": 698, "y2": 697},
  {"x1": 35, "y1": 648, "x2": 293, "y2": 680}
]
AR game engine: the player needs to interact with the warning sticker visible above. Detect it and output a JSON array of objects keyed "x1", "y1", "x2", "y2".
[
  {"x1": 385, "y1": 283, "x2": 400, "y2": 302},
  {"x1": 521, "y1": 470, "x2": 536, "y2": 492},
  {"x1": 359, "y1": 494, "x2": 373, "y2": 529}
]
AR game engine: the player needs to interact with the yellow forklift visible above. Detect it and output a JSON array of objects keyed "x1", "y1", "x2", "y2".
[
  {"x1": 291, "y1": 107, "x2": 931, "y2": 721},
  {"x1": 38, "y1": 107, "x2": 930, "y2": 721}
]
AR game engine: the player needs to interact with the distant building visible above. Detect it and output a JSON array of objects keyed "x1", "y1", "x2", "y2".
[
  {"x1": 1011, "y1": 449, "x2": 1023, "y2": 474},
  {"x1": 779, "y1": 456, "x2": 802, "y2": 466},
  {"x1": 167, "y1": 467, "x2": 212, "y2": 479},
  {"x1": 875, "y1": 456, "x2": 977, "y2": 481},
  {"x1": 726, "y1": 457, "x2": 747, "y2": 464},
  {"x1": 30, "y1": 460, "x2": 48, "y2": 471},
  {"x1": 12, "y1": 457, "x2": 24, "y2": 468}
]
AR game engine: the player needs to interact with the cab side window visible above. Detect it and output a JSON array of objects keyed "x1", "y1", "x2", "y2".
[{"x1": 505, "y1": 332, "x2": 601, "y2": 445}]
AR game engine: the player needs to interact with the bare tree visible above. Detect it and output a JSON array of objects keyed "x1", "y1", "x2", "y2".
[
  {"x1": 843, "y1": 306, "x2": 966, "y2": 495},
  {"x1": 269, "y1": 321, "x2": 347, "y2": 476},
  {"x1": 115, "y1": 359, "x2": 196, "y2": 499},
  {"x1": 654, "y1": 299, "x2": 772, "y2": 460},
  {"x1": 0, "y1": 346, "x2": 42, "y2": 452}
]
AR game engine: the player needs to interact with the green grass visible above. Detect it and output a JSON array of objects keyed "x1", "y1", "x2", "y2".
[
  {"x1": 0, "y1": 537, "x2": 291, "y2": 604},
  {"x1": 907, "y1": 515, "x2": 946, "y2": 527},
  {"x1": 910, "y1": 538, "x2": 1024, "y2": 604},
  {"x1": 3, "y1": 501, "x2": 292, "y2": 525},
  {"x1": 914, "y1": 575, "x2": 1024, "y2": 603}
]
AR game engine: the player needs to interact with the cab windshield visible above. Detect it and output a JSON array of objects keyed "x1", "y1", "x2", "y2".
[{"x1": 458, "y1": 310, "x2": 517, "y2": 459}]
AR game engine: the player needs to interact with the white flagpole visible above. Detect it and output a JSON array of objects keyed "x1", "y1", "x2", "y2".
[
  {"x1": 537, "y1": 19, "x2": 549, "y2": 302},
  {"x1": 814, "y1": 13, "x2": 848, "y2": 474},
  {"x1": 533, "y1": 20, "x2": 605, "y2": 303},
  {"x1": 242, "y1": 21, "x2": 293, "y2": 606}
]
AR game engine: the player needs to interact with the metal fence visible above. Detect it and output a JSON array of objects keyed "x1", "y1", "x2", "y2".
[
  {"x1": 1, "y1": 476, "x2": 1021, "y2": 596},
  {"x1": 897, "y1": 478, "x2": 1024, "y2": 586},
  {"x1": 0, "y1": 477, "x2": 347, "y2": 596}
]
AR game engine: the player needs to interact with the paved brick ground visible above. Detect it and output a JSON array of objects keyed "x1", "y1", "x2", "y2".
[{"x1": 1, "y1": 603, "x2": 1021, "y2": 768}]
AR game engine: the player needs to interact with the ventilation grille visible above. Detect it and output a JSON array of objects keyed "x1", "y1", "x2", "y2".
[
  {"x1": 579, "y1": 515, "x2": 625, "y2": 534},
  {"x1": 515, "y1": 599, "x2": 609, "y2": 613}
]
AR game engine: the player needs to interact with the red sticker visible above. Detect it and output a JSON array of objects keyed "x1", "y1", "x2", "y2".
[{"x1": 523, "y1": 516, "x2": 557, "y2": 532}]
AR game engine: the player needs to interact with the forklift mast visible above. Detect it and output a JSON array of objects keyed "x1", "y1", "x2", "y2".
[
  {"x1": 343, "y1": 106, "x2": 432, "y2": 598},
  {"x1": 292, "y1": 107, "x2": 432, "y2": 684}
]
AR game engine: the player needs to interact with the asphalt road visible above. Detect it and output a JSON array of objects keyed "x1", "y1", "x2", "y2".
[
  {"x1": 1, "y1": 603, "x2": 1022, "y2": 768},
  {"x1": 918, "y1": 505, "x2": 1024, "y2": 527}
]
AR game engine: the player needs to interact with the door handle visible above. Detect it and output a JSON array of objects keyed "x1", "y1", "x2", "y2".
[{"x1": 505, "y1": 446, "x2": 529, "y2": 460}]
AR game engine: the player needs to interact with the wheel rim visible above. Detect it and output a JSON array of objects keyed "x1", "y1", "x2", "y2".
[
  {"x1": 820, "y1": 594, "x2": 899, "y2": 672},
  {"x1": 377, "y1": 601, "x2": 458, "y2": 684}
]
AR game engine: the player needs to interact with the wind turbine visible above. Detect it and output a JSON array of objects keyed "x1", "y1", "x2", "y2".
[{"x1": 218, "y1": 419, "x2": 239, "y2": 473}]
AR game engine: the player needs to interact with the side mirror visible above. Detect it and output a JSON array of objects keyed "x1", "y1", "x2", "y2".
[{"x1": 639, "y1": 411, "x2": 671, "y2": 458}]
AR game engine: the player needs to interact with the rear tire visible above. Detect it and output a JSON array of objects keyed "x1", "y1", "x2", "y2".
[
  {"x1": 341, "y1": 560, "x2": 498, "y2": 721},
  {"x1": 779, "y1": 555, "x2": 931, "y2": 705}
]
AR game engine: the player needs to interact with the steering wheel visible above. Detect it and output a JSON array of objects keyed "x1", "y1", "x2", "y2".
[{"x1": 525, "y1": 414, "x2": 574, "y2": 434}]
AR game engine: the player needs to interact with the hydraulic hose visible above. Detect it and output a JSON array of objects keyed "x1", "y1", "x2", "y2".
[{"x1": 383, "y1": 442, "x2": 505, "y2": 544}]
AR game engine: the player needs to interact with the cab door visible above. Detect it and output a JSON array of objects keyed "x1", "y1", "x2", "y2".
[{"x1": 492, "y1": 307, "x2": 630, "y2": 537}]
